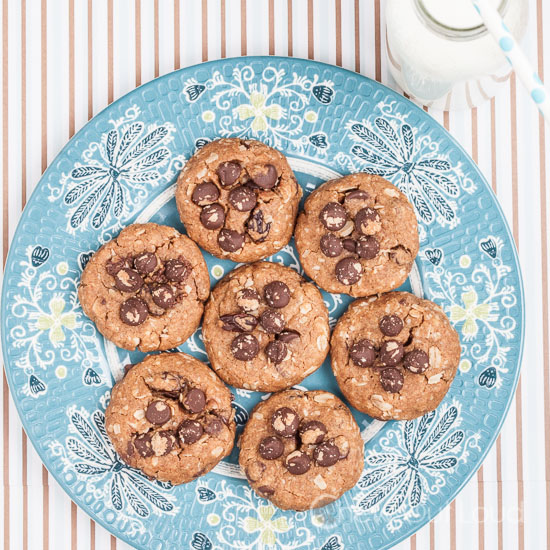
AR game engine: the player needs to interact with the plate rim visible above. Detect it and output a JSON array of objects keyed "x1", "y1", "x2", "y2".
[{"x1": 1, "y1": 55, "x2": 526, "y2": 550}]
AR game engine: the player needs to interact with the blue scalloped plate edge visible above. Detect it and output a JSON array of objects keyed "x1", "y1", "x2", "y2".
[{"x1": 0, "y1": 56, "x2": 525, "y2": 550}]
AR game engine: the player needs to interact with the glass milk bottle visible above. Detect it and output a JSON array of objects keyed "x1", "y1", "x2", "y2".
[{"x1": 386, "y1": 0, "x2": 529, "y2": 110}]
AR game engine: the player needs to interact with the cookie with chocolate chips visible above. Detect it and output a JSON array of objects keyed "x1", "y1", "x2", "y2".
[
  {"x1": 239, "y1": 390, "x2": 364, "y2": 510},
  {"x1": 202, "y1": 261, "x2": 330, "y2": 392},
  {"x1": 294, "y1": 173, "x2": 419, "y2": 297},
  {"x1": 176, "y1": 138, "x2": 302, "y2": 262},
  {"x1": 105, "y1": 353, "x2": 236, "y2": 485},
  {"x1": 330, "y1": 291, "x2": 460, "y2": 420},
  {"x1": 79, "y1": 223, "x2": 210, "y2": 352}
]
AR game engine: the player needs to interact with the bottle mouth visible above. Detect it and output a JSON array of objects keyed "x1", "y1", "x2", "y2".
[{"x1": 414, "y1": 0, "x2": 509, "y2": 40}]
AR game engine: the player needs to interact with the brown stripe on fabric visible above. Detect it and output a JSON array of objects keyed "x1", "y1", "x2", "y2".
[
  {"x1": 476, "y1": 79, "x2": 491, "y2": 102},
  {"x1": 111, "y1": 534, "x2": 116, "y2": 549},
  {"x1": 174, "y1": 0, "x2": 180, "y2": 69},
  {"x1": 69, "y1": 0, "x2": 75, "y2": 136},
  {"x1": 374, "y1": 0, "x2": 381, "y2": 81},
  {"x1": 430, "y1": 520, "x2": 435, "y2": 550},
  {"x1": 135, "y1": 0, "x2": 141, "y2": 87},
  {"x1": 287, "y1": 0, "x2": 293, "y2": 57},
  {"x1": 354, "y1": 0, "x2": 360, "y2": 72},
  {"x1": 107, "y1": 0, "x2": 113, "y2": 103},
  {"x1": 71, "y1": 502, "x2": 77, "y2": 550},
  {"x1": 90, "y1": 519, "x2": 95, "y2": 550},
  {"x1": 154, "y1": 0, "x2": 159, "y2": 77},
  {"x1": 335, "y1": 0, "x2": 342, "y2": 67},
  {"x1": 202, "y1": 0, "x2": 208, "y2": 62},
  {"x1": 268, "y1": 0, "x2": 274, "y2": 56},
  {"x1": 87, "y1": 0, "x2": 93, "y2": 119},
  {"x1": 410, "y1": 534, "x2": 416, "y2": 550},
  {"x1": 220, "y1": 0, "x2": 226, "y2": 58},
  {"x1": 307, "y1": 0, "x2": 313, "y2": 59},
  {"x1": 240, "y1": 0, "x2": 246, "y2": 56}
]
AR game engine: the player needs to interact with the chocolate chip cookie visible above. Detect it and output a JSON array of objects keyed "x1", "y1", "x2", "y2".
[
  {"x1": 79, "y1": 223, "x2": 210, "y2": 352},
  {"x1": 239, "y1": 389, "x2": 364, "y2": 510},
  {"x1": 330, "y1": 292, "x2": 460, "y2": 420},
  {"x1": 202, "y1": 262, "x2": 330, "y2": 392},
  {"x1": 105, "y1": 353, "x2": 236, "y2": 484},
  {"x1": 294, "y1": 174, "x2": 419, "y2": 297},
  {"x1": 175, "y1": 138, "x2": 302, "y2": 262}
]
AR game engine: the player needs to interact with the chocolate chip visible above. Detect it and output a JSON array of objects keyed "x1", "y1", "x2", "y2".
[
  {"x1": 404, "y1": 349, "x2": 429, "y2": 374},
  {"x1": 220, "y1": 313, "x2": 258, "y2": 332},
  {"x1": 236, "y1": 288, "x2": 261, "y2": 312},
  {"x1": 319, "y1": 202, "x2": 348, "y2": 231},
  {"x1": 218, "y1": 229, "x2": 245, "y2": 252},
  {"x1": 258, "y1": 486, "x2": 275, "y2": 495},
  {"x1": 165, "y1": 259, "x2": 190, "y2": 282},
  {"x1": 231, "y1": 333, "x2": 260, "y2": 360},
  {"x1": 259, "y1": 309, "x2": 285, "y2": 334},
  {"x1": 284, "y1": 450, "x2": 311, "y2": 475},
  {"x1": 379, "y1": 314, "x2": 404, "y2": 337},
  {"x1": 258, "y1": 436, "x2": 284, "y2": 460},
  {"x1": 133, "y1": 252, "x2": 158, "y2": 274},
  {"x1": 184, "y1": 388, "x2": 206, "y2": 413},
  {"x1": 265, "y1": 340, "x2": 287, "y2": 364},
  {"x1": 151, "y1": 284, "x2": 176, "y2": 309},
  {"x1": 145, "y1": 400, "x2": 172, "y2": 425},
  {"x1": 379, "y1": 340, "x2": 404, "y2": 366},
  {"x1": 228, "y1": 186, "x2": 257, "y2": 211},
  {"x1": 335, "y1": 257, "x2": 362, "y2": 285},
  {"x1": 133, "y1": 433, "x2": 154, "y2": 457},
  {"x1": 380, "y1": 367, "x2": 404, "y2": 393},
  {"x1": 299, "y1": 420, "x2": 327, "y2": 445},
  {"x1": 120, "y1": 297, "x2": 149, "y2": 326},
  {"x1": 356, "y1": 236, "x2": 380, "y2": 259},
  {"x1": 123, "y1": 363, "x2": 135, "y2": 375},
  {"x1": 217, "y1": 161, "x2": 241, "y2": 186},
  {"x1": 278, "y1": 330, "x2": 300, "y2": 343},
  {"x1": 252, "y1": 164, "x2": 278, "y2": 189},
  {"x1": 205, "y1": 418, "x2": 223, "y2": 434},
  {"x1": 151, "y1": 431, "x2": 177, "y2": 456},
  {"x1": 344, "y1": 189, "x2": 369, "y2": 203},
  {"x1": 106, "y1": 257, "x2": 126, "y2": 276},
  {"x1": 246, "y1": 208, "x2": 271, "y2": 242},
  {"x1": 200, "y1": 203, "x2": 225, "y2": 229},
  {"x1": 271, "y1": 407, "x2": 299, "y2": 437},
  {"x1": 355, "y1": 207, "x2": 380, "y2": 235},
  {"x1": 126, "y1": 441, "x2": 134, "y2": 456},
  {"x1": 349, "y1": 339, "x2": 376, "y2": 368},
  {"x1": 178, "y1": 419, "x2": 203, "y2": 444},
  {"x1": 264, "y1": 281, "x2": 290, "y2": 308},
  {"x1": 192, "y1": 182, "x2": 220, "y2": 205},
  {"x1": 342, "y1": 238, "x2": 356, "y2": 253},
  {"x1": 113, "y1": 268, "x2": 143, "y2": 292},
  {"x1": 320, "y1": 233, "x2": 343, "y2": 258},
  {"x1": 313, "y1": 441, "x2": 340, "y2": 467}
]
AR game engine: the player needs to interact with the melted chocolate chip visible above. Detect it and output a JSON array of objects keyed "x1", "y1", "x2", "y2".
[
  {"x1": 218, "y1": 229, "x2": 245, "y2": 252},
  {"x1": 217, "y1": 161, "x2": 241, "y2": 186},
  {"x1": 151, "y1": 431, "x2": 176, "y2": 456},
  {"x1": 228, "y1": 186, "x2": 257, "y2": 211},
  {"x1": 200, "y1": 203, "x2": 225, "y2": 229},
  {"x1": 236, "y1": 288, "x2": 261, "y2": 312},
  {"x1": 259, "y1": 309, "x2": 285, "y2": 334},
  {"x1": 258, "y1": 436, "x2": 284, "y2": 460},
  {"x1": 342, "y1": 238, "x2": 357, "y2": 253},
  {"x1": 106, "y1": 257, "x2": 126, "y2": 276},
  {"x1": 404, "y1": 349, "x2": 429, "y2": 374},
  {"x1": 284, "y1": 450, "x2": 311, "y2": 475},
  {"x1": 344, "y1": 189, "x2": 369, "y2": 203},
  {"x1": 133, "y1": 433, "x2": 154, "y2": 457},
  {"x1": 271, "y1": 407, "x2": 299, "y2": 437},
  {"x1": 319, "y1": 202, "x2": 348, "y2": 231},
  {"x1": 165, "y1": 259, "x2": 190, "y2": 282},
  {"x1": 349, "y1": 339, "x2": 376, "y2": 368},
  {"x1": 278, "y1": 330, "x2": 300, "y2": 343},
  {"x1": 265, "y1": 340, "x2": 287, "y2": 364},
  {"x1": 120, "y1": 297, "x2": 149, "y2": 326},
  {"x1": 178, "y1": 419, "x2": 203, "y2": 444},
  {"x1": 380, "y1": 367, "x2": 404, "y2": 393},
  {"x1": 114, "y1": 268, "x2": 143, "y2": 292},
  {"x1": 258, "y1": 486, "x2": 275, "y2": 495},
  {"x1": 379, "y1": 314, "x2": 404, "y2": 337},
  {"x1": 205, "y1": 418, "x2": 223, "y2": 435},
  {"x1": 379, "y1": 340, "x2": 404, "y2": 366},
  {"x1": 231, "y1": 333, "x2": 260, "y2": 360},
  {"x1": 145, "y1": 400, "x2": 172, "y2": 425},
  {"x1": 320, "y1": 233, "x2": 343, "y2": 258},
  {"x1": 252, "y1": 164, "x2": 278, "y2": 189},
  {"x1": 151, "y1": 284, "x2": 176, "y2": 309},
  {"x1": 355, "y1": 207, "x2": 380, "y2": 235},
  {"x1": 313, "y1": 441, "x2": 340, "y2": 467},
  {"x1": 246, "y1": 208, "x2": 271, "y2": 242},
  {"x1": 335, "y1": 257, "x2": 362, "y2": 285},
  {"x1": 133, "y1": 252, "x2": 158, "y2": 274},
  {"x1": 356, "y1": 235, "x2": 380, "y2": 260},
  {"x1": 220, "y1": 313, "x2": 258, "y2": 332},
  {"x1": 299, "y1": 420, "x2": 327, "y2": 445},
  {"x1": 264, "y1": 281, "x2": 290, "y2": 308},
  {"x1": 192, "y1": 182, "x2": 220, "y2": 205},
  {"x1": 184, "y1": 388, "x2": 206, "y2": 413}
]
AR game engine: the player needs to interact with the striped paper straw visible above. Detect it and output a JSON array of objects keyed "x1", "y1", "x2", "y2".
[{"x1": 472, "y1": 0, "x2": 550, "y2": 123}]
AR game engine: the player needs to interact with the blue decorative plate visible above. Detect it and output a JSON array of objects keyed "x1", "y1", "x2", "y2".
[{"x1": 1, "y1": 57, "x2": 524, "y2": 550}]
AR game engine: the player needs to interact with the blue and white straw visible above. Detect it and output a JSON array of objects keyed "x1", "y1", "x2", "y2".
[{"x1": 472, "y1": 0, "x2": 550, "y2": 124}]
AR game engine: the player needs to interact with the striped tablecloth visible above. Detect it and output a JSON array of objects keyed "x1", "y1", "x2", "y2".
[{"x1": 1, "y1": 1, "x2": 548, "y2": 549}]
